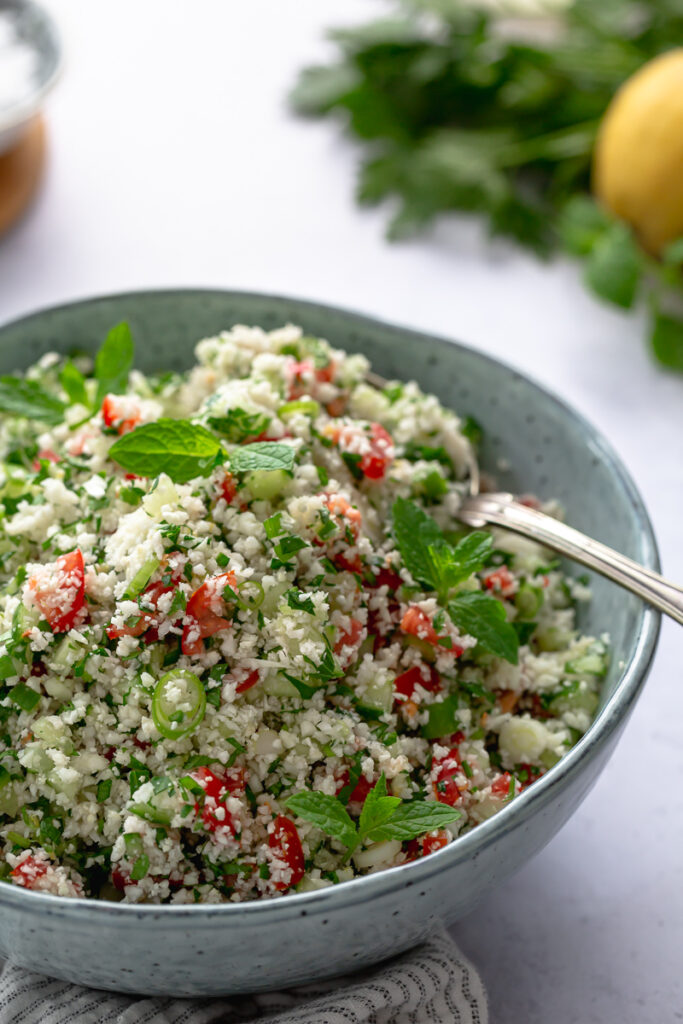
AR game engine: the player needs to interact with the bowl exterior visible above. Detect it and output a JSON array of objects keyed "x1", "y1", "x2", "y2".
[{"x1": 0, "y1": 290, "x2": 660, "y2": 996}]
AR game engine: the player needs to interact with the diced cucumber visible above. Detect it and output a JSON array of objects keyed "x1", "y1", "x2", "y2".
[
  {"x1": 356, "y1": 676, "x2": 394, "y2": 716},
  {"x1": 514, "y1": 581, "x2": 543, "y2": 620},
  {"x1": 261, "y1": 673, "x2": 300, "y2": 698},
  {"x1": 261, "y1": 580, "x2": 290, "y2": 618},
  {"x1": 143, "y1": 475, "x2": 178, "y2": 517},
  {"x1": 535, "y1": 625, "x2": 574, "y2": 652},
  {"x1": 565, "y1": 651, "x2": 608, "y2": 678},
  {"x1": 245, "y1": 469, "x2": 289, "y2": 501},
  {"x1": 0, "y1": 783, "x2": 19, "y2": 817},
  {"x1": 33, "y1": 716, "x2": 73, "y2": 751}
]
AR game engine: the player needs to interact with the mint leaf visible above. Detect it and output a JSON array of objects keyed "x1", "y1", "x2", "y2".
[
  {"x1": 358, "y1": 774, "x2": 401, "y2": 840},
  {"x1": 60, "y1": 361, "x2": 89, "y2": 407},
  {"x1": 95, "y1": 322, "x2": 135, "y2": 405},
  {"x1": 557, "y1": 195, "x2": 611, "y2": 257},
  {"x1": 427, "y1": 531, "x2": 492, "y2": 601},
  {"x1": 285, "y1": 790, "x2": 358, "y2": 850},
  {"x1": 584, "y1": 222, "x2": 642, "y2": 309},
  {"x1": 0, "y1": 377, "x2": 65, "y2": 423},
  {"x1": 650, "y1": 310, "x2": 683, "y2": 372},
  {"x1": 108, "y1": 419, "x2": 223, "y2": 483},
  {"x1": 448, "y1": 591, "x2": 518, "y2": 664},
  {"x1": 421, "y1": 693, "x2": 461, "y2": 740},
  {"x1": 366, "y1": 800, "x2": 461, "y2": 842},
  {"x1": 662, "y1": 237, "x2": 683, "y2": 267},
  {"x1": 229, "y1": 442, "x2": 295, "y2": 474},
  {"x1": 392, "y1": 496, "x2": 442, "y2": 590}
]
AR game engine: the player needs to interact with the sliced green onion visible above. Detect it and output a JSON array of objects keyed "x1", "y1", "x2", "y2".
[
  {"x1": 130, "y1": 854, "x2": 150, "y2": 881},
  {"x1": 279, "y1": 399, "x2": 320, "y2": 419},
  {"x1": 236, "y1": 580, "x2": 264, "y2": 611},
  {"x1": 6, "y1": 831, "x2": 31, "y2": 849},
  {"x1": 124, "y1": 556, "x2": 160, "y2": 600},
  {"x1": 129, "y1": 801, "x2": 172, "y2": 825},
  {"x1": 151, "y1": 669, "x2": 206, "y2": 741},
  {"x1": 123, "y1": 832, "x2": 144, "y2": 858}
]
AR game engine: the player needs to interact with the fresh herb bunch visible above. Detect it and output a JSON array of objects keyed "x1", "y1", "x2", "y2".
[{"x1": 291, "y1": 0, "x2": 683, "y2": 369}]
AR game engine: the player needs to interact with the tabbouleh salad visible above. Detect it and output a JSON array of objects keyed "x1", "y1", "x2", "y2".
[{"x1": 0, "y1": 323, "x2": 606, "y2": 903}]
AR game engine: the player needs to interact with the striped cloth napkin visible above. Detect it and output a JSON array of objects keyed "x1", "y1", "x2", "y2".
[{"x1": 0, "y1": 929, "x2": 487, "y2": 1024}]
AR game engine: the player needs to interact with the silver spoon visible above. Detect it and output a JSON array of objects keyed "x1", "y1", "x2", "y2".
[{"x1": 365, "y1": 371, "x2": 683, "y2": 626}]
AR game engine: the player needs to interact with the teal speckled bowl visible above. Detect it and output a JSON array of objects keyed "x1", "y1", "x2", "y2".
[{"x1": 0, "y1": 291, "x2": 661, "y2": 996}]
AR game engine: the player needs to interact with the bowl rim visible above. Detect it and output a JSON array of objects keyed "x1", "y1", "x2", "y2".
[
  {"x1": 0, "y1": 287, "x2": 662, "y2": 920},
  {"x1": 0, "y1": 0, "x2": 63, "y2": 136}
]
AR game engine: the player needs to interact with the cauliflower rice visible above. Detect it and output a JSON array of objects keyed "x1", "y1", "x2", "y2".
[{"x1": 0, "y1": 323, "x2": 606, "y2": 903}]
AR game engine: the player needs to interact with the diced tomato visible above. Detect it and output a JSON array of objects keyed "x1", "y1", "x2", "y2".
[
  {"x1": 235, "y1": 669, "x2": 260, "y2": 694},
  {"x1": 287, "y1": 358, "x2": 335, "y2": 400},
  {"x1": 432, "y1": 747, "x2": 463, "y2": 806},
  {"x1": 368, "y1": 567, "x2": 402, "y2": 591},
  {"x1": 192, "y1": 766, "x2": 245, "y2": 834},
  {"x1": 400, "y1": 607, "x2": 463, "y2": 656},
  {"x1": 29, "y1": 548, "x2": 85, "y2": 634},
  {"x1": 423, "y1": 829, "x2": 450, "y2": 856},
  {"x1": 491, "y1": 772, "x2": 514, "y2": 798},
  {"x1": 219, "y1": 472, "x2": 237, "y2": 505},
  {"x1": 335, "y1": 770, "x2": 372, "y2": 806},
  {"x1": 11, "y1": 855, "x2": 49, "y2": 889},
  {"x1": 325, "y1": 395, "x2": 347, "y2": 417},
  {"x1": 394, "y1": 664, "x2": 441, "y2": 702},
  {"x1": 106, "y1": 575, "x2": 177, "y2": 641},
  {"x1": 101, "y1": 394, "x2": 141, "y2": 435},
  {"x1": 32, "y1": 449, "x2": 60, "y2": 471},
  {"x1": 484, "y1": 565, "x2": 516, "y2": 597},
  {"x1": 518, "y1": 763, "x2": 542, "y2": 790},
  {"x1": 334, "y1": 617, "x2": 365, "y2": 664},
  {"x1": 112, "y1": 867, "x2": 130, "y2": 891},
  {"x1": 360, "y1": 423, "x2": 394, "y2": 480},
  {"x1": 182, "y1": 572, "x2": 236, "y2": 657},
  {"x1": 325, "y1": 494, "x2": 362, "y2": 540},
  {"x1": 268, "y1": 815, "x2": 305, "y2": 891}
]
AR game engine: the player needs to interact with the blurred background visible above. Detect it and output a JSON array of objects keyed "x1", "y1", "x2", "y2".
[{"x1": 1, "y1": 2, "x2": 682, "y2": 1021}]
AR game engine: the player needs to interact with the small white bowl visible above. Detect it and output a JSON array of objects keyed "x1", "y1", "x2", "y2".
[{"x1": 0, "y1": 0, "x2": 62, "y2": 155}]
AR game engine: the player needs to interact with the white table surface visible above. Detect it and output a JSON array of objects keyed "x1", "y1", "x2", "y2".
[{"x1": 1, "y1": 3, "x2": 681, "y2": 1020}]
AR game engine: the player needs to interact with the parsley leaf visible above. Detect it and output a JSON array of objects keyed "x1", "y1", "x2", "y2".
[
  {"x1": 208, "y1": 408, "x2": 271, "y2": 443},
  {"x1": 0, "y1": 377, "x2": 65, "y2": 423},
  {"x1": 448, "y1": 591, "x2": 518, "y2": 664},
  {"x1": 229, "y1": 442, "x2": 295, "y2": 474},
  {"x1": 94, "y1": 322, "x2": 135, "y2": 406},
  {"x1": 109, "y1": 419, "x2": 224, "y2": 483}
]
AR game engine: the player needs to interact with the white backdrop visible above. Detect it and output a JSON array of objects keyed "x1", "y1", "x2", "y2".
[{"x1": 1, "y1": 3, "x2": 681, "y2": 1020}]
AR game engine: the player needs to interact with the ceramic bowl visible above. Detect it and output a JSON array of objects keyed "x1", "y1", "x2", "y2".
[
  {"x1": 0, "y1": 0, "x2": 61, "y2": 155},
  {"x1": 0, "y1": 290, "x2": 661, "y2": 996}
]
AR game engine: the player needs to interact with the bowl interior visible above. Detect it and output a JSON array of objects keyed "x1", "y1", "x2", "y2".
[{"x1": 0, "y1": 288, "x2": 658, "y2": 721}]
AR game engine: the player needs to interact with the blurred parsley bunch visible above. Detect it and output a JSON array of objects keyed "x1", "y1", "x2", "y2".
[{"x1": 291, "y1": 0, "x2": 683, "y2": 370}]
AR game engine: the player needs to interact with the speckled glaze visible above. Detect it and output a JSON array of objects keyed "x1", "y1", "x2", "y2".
[{"x1": 0, "y1": 291, "x2": 660, "y2": 996}]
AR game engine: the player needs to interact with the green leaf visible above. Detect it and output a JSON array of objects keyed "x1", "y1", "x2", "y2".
[
  {"x1": 448, "y1": 591, "x2": 519, "y2": 664},
  {"x1": 0, "y1": 377, "x2": 65, "y2": 423},
  {"x1": 285, "y1": 790, "x2": 358, "y2": 850},
  {"x1": 557, "y1": 195, "x2": 611, "y2": 256},
  {"x1": 60, "y1": 361, "x2": 89, "y2": 407},
  {"x1": 421, "y1": 693, "x2": 461, "y2": 740},
  {"x1": 8, "y1": 682, "x2": 41, "y2": 712},
  {"x1": 108, "y1": 419, "x2": 224, "y2": 483},
  {"x1": 427, "y1": 531, "x2": 493, "y2": 600},
  {"x1": 229, "y1": 442, "x2": 295, "y2": 475},
  {"x1": 208, "y1": 408, "x2": 271, "y2": 443},
  {"x1": 392, "y1": 496, "x2": 442, "y2": 590},
  {"x1": 650, "y1": 310, "x2": 683, "y2": 372},
  {"x1": 94, "y1": 322, "x2": 135, "y2": 405},
  {"x1": 366, "y1": 801, "x2": 462, "y2": 842},
  {"x1": 662, "y1": 237, "x2": 683, "y2": 267},
  {"x1": 358, "y1": 775, "x2": 401, "y2": 840},
  {"x1": 584, "y1": 222, "x2": 642, "y2": 309},
  {"x1": 280, "y1": 671, "x2": 319, "y2": 700}
]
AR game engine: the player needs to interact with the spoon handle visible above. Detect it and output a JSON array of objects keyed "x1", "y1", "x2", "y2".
[{"x1": 458, "y1": 492, "x2": 683, "y2": 626}]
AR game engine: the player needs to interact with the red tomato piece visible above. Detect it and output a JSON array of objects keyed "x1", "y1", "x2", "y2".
[
  {"x1": 219, "y1": 473, "x2": 237, "y2": 505},
  {"x1": 11, "y1": 855, "x2": 49, "y2": 889},
  {"x1": 29, "y1": 549, "x2": 85, "y2": 634},
  {"x1": 334, "y1": 770, "x2": 372, "y2": 807},
  {"x1": 400, "y1": 607, "x2": 462, "y2": 656},
  {"x1": 192, "y1": 766, "x2": 245, "y2": 834},
  {"x1": 107, "y1": 575, "x2": 177, "y2": 640},
  {"x1": 422, "y1": 829, "x2": 450, "y2": 856},
  {"x1": 235, "y1": 669, "x2": 260, "y2": 694},
  {"x1": 32, "y1": 449, "x2": 60, "y2": 471},
  {"x1": 182, "y1": 572, "x2": 236, "y2": 656},
  {"x1": 394, "y1": 664, "x2": 441, "y2": 702},
  {"x1": 368, "y1": 567, "x2": 402, "y2": 591},
  {"x1": 268, "y1": 815, "x2": 305, "y2": 891},
  {"x1": 334, "y1": 617, "x2": 365, "y2": 663},
  {"x1": 112, "y1": 867, "x2": 130, "y2": 891},
  {"x1": 432, "y1": 747, "x2": 462, "y2": 806},
  {"x1": 101, "y1": 394, "x2": 141, "y2": 435},
  {"x1": 518, "y1": 763, "x2": 542, "y2": 790},
  {"x1": 484, "y1": 566, "x2": 516, "y2": 597},
  {"x1": 491, "y1": 772, "x2": 514, "y2": 798},
  {"x1": 359, "y1": 423, "x2": 394, "y2": 480}
]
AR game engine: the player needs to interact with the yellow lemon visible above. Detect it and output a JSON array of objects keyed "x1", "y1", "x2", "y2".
[{"x1": 593, "y1": 48, "x2": 683, "y2": 256}]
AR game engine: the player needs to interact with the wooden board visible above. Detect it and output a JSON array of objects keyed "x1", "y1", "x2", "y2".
[{"x1": 0, "y1": 117, "x2": 46, "y2": 237}]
